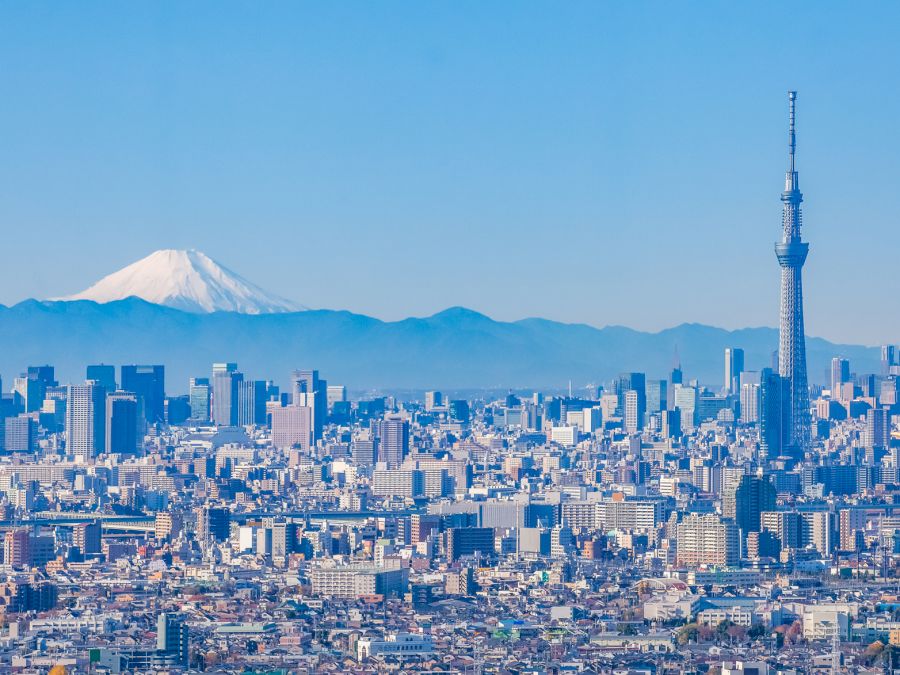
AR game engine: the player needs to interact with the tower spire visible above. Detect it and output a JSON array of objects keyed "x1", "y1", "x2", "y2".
[
  {"x1": 788, "y1": 90, "x2": 797, "y2": 174},
  {"x1": 775, "y1": 90, "x2": 811, "y2": 453}
]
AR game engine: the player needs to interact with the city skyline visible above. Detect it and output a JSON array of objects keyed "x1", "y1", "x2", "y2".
[{"x1": 0, "y1": 3, "x2": 899, "y2": 344}]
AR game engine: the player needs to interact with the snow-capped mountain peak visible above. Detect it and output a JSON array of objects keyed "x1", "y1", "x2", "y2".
[{"x1": 57, "y1": 249, "x2": 304, "y2": 314}]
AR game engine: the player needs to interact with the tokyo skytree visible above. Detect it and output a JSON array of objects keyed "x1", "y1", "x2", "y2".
[{"x1": 775, "y1": 91, "x2": 811, "y2": 451}]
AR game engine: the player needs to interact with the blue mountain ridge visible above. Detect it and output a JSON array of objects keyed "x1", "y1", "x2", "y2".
[{"x1": 0, "y1": 299, "x2": 880, "y2": 392}]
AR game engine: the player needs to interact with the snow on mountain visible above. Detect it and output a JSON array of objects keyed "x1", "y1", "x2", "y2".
[{"x1": 57, "y1": 249, "x2": 304, "y2": 314}]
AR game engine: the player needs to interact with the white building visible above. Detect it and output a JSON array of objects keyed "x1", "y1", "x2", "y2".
[{"x1": 357, "y1": 633, "x2": 434, "y2": 660}]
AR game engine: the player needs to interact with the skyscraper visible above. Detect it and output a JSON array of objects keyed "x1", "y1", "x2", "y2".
[
  {"x1": 121, "y1": 365, "x2": 165, "y2": 424},
  {"x1": 189, "y1": 377, "x2": 211, "y2": 421},
  {"x1": 66, "y1": 383, "x2": 106, "y2": 461},
  {"x1": 106, "y1": 391, "x2": 139, "y2": 455},
  {"x1": 238, "y1": 379, "x2": 267, "y2": 426},
  {"x1": 724, "y1": 347, "x2": 744, "y2": 394},
  {"x1": 723, "y1": 474, "x2": 776, "y2": 536},
  {"x1": 291, "y1": 369, "x2": 327, "y2": 441},
  {"x1": 212, "y1": 363, "x2": 242, "y2": 426},
  {"x1": 378, "y1": 415, "x2": 409, "y2": 468},
  {"x1": 775, "y1": 91, "x2": 811, "y2": 451},
  {"x1": 830, "y1": 357, "x2": 850, "y2": 394},
  {"x1": 759, "y1": 368, "x2": 790, "y2": 459},
  {"x1": 86, "y1": 364, "x2": 117, "y2": 391}
]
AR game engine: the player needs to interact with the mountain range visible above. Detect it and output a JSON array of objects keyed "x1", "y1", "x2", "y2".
[{"x1": 0, "y1": 250, "x2": 878, "y2": 391}]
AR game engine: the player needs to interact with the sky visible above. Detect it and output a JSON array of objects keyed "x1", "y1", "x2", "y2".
[{"x1": 0, "y1": 2, "x2": 898, "y2": 345}]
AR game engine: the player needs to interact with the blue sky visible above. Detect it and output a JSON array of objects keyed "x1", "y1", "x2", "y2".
[{"x1": 0, "y1": 2, "x2": 898, "y2": 344}]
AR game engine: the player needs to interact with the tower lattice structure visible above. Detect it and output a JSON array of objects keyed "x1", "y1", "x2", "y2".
[{"x1": 775, "y1": 90, "x2": 811, "y2": 452}]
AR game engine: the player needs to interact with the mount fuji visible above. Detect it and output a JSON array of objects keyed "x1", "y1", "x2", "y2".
[
  {"x1": 57, "y1": 249, "x2": 303, "y2": 314},
  {"x1": 0, "y1": 248, "x2": 875, "y2": 388}
]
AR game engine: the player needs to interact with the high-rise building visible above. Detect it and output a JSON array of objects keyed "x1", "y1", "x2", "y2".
[
  {"x1": 270, "y1": 404, "x2": 313, "y2": 449},
  {"x1": 774, "y1": 91, "x2": 811, "y2": 451},
  {"x1": 86, "y1": 364, "x2": 116, "y2": 391},
  {"x1": 120, "y1": 365, "x2": 165, "y2": 424},
  {"x1": 2, "y1": 415, "x2": 36, "y2": 453},
  {"x1": 724, "y1": 347, "x2": 745, "y2": 394},
  {"x1": 15, "y1": 366, "x2": 56, "y2": 413},
  {"x1": 723, "y1": 474, "x2": 776, "y2": 535},
  {"x1": 614, "y1": 373, "x2": 645, "y2": 421},
  {"x1": 661, "y1": 408, "x2": 681, "y2": 440},
  {"x1": 424, "y1": 391, "x2": 443, "y2": 411},
  {"x1": 378, "y1": 416, "x2": 410, "y2": 468},
  {"x1": 73, "y1": 521, "x2": 102, "y2": 556},
  {"x1": 105, "y1": 391, "x2": 139, "y2": 455},
  {"x1": 759, "y1": 368, "x2": 790, "y2": 458},
  {"x1": 761, "y1": 510, "x2": 803, "y2": 551},
  {"x1": 291, "y1": 370, "x2": 327, "y2": 441},
  {"x1": 237, "y1": 379, "x2": 267, "y2": 426},
  {"x1": 673, "y1": 384, "x2": 697, "y2": 431},
  {"x1": 624, "y1": 390, "x2": 641, "y2": 433},
  {"x1": 864, "y1": 407, "x2": 890, "y2": 453},
  {"x1": 3, "y1": 528, "x2": 31, "y2": 568},
  {"x1": 196, "y1": 506, "x2": 230, "y2": 542},
  {"x1": 830, "y1": 357, "x2": 850, "y2": 394},
  {"x1": 352, "y1": 438, "x2": 377, "y2": 466},
  {"x1": 66, "y1": 383, "x2": 106, "y2": 460},
  {"x1": 676, "y1": 513, "x2": 739, "y2": 567},
  {"x1": 157, "y1": 613, "x2": 190, "y2": 667},
  {"x1": 645, "y1": 379, "x2": 667, "y2": 414},
  {"x1": 189, "y1": 377, "x2": 211, "y2": 421},
  {"x1": 881, "y1": 345, "x2": 897, "y2": 375},
  {"x1": 446, "y1": 527, "x2": 494, "y2": 562},
  {"x1": 740, "y1": 381, "x2": 760, "y2": 423},
  {"x1": 212, "y1": 363, "x2": 242, "y2": 426},
  {"x1": 327, "y1": 385, "x2": 347, "y2": 409}
]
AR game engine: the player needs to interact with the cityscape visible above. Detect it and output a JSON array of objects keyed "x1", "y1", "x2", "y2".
[
  {"x1": 0, "y1": 91, "x2": 895, "y2": 674},
  {"x1": 2, "y1": 4, "x2": 900, "y2": 675}
]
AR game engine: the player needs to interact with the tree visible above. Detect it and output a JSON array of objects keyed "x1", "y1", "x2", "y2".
[
  {"x1": 727, "y1": 624, "x2": 748, "y2": 645},
  {"x1": 676, "y1": 623, "x2": 699, "y2": 646},
  {"x1": 748, "y1": 624, "x2": 767, "y2": 640}
]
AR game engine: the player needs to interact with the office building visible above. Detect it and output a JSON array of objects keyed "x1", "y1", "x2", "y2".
[
  {"x1": 105, "y1": 391, "x2": 139, "y2": 455},
  {"x1": 831, "y1": 357, "x2": 850, "y2": 394},
  {"x1": 3, "y1": 416, "x2": 36, "y2": 453},
  {"x1": 759, "y1": 369, "x2": 790, "y2": 458},
  {"x1": 673, "y1": 384, "x2": 697, "y2": 431},
  {"x1": 326, "y1": 385, "x2": 347, "y2": 409},
  {"x1": 291, "y1": 369, "x2": 327, "y2": 441},
  {"x1": 66, "y1": 383, "x2": 106, "y2": 460},
  {"x1": 86, "y1": 364, "x2": 116, "y2": 391},
  {"x1": 724, "y1": 347, "x2": 745, "y2": 393},
  {"x1": 212, "y1": 363, "x2": 242, "y2": 426},
  {"x1": 446, "y1": 527, "x2": 495, "y2": 562},
  {"x1": 646, "y1": 379, "x2": 667, "y2": 414},
  {"x1": 270, "y1": 404, "x2": 312, "y2": 449},
  {"x1": 424, "y1": 391, "x2": 443, "y2": 411},
  {"x1": 615, "y1": 372, "x2": 646, "y2": 421},
  {"x1": 120, "y1": 365, "x2": 165, "y2": 424},
  {"x1": 237, "y1": 379, "x2": 267, "y2": 426},
  {"x1": 377, "y1": 416, "x2": 409, "y2": 468},
  {"x1": 189, "y1": 377, "x2": 211, "y2": 421},
  {"x1": 624, "y1": 390, "x2": 641, "y2": 433},
  {"x1": 864, "y1": 407, "x2": 890, "y2": 452}
]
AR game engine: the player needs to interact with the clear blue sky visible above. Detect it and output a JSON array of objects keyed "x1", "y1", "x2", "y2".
[{"x1": 0, "y1": 2, "x2": 898, "y2": 345}]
